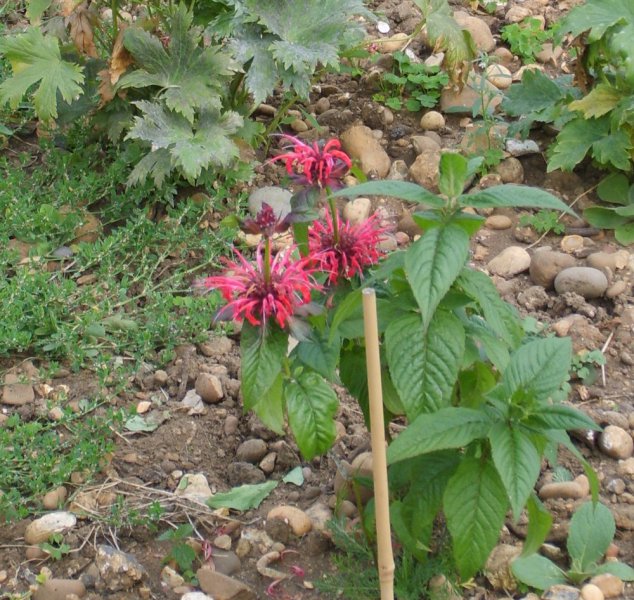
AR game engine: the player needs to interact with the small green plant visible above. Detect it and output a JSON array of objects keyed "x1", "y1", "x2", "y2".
[
  {"x1": 583, "y1": 173, "x2": 634, "y2": 245},
  {"x1": 40, "y1": 533, "x2": 72, "y2": 561},
  {"x1": 519, "y1": 210, "x2": 566, "y2": 235},
  {"x1": 570, "y1": 349, "x2": 606, "y2": 385},
  {"x1": 501, "y1": 18, "x2": 554, "y2": 63},
  {"x1": 373, "y1": 51, "x2": 450, "y2": 112},
  {"x1": 512, "y1": 501, "x2": 634, "y2": 589},
  {"x1": 158, "y1": 523, "x2": 199, "y2": 582}
]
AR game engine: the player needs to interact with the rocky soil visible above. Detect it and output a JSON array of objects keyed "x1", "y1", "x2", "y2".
[{"x1": 1, "y1": 0, "x2": 634, "y2": 599}]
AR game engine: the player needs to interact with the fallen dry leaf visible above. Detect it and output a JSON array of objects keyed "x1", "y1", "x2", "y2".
[
  {"x1": 97, "y1": 69, "x2": 116, "y2": 104},
  {"x1": 67, "y1": 6, "x2": 98, "y2": 58},
  {"x1": 59, "y1": 0, "x2": 83, "y2": 17},
  {"x1": 109, "y1": 28, "x2": 133, "y2": 85}
]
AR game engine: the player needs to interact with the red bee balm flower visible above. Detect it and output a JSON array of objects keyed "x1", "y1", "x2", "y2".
[
  {"x1": 197, "y1": 245, "x2": 317, "y2": 329},
  {"x1": 310, "y1": 212, "x2": 385, "y2": 284},
  {"x1": 270, "y1": 135, "x2": 351, "y2": 189}
]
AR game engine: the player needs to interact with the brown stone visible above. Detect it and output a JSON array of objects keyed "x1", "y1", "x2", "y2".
[
  {"x1": 196, "y1": 568, "x2": 255, "y2": 600},
  {"x1": 2, "y1": 373, "x2": 35, "y2": 405}
]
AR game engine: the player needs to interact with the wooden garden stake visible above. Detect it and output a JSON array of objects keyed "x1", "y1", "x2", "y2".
[{"x1": 362, "y1": 287, "x2": 395, "y2": 600}]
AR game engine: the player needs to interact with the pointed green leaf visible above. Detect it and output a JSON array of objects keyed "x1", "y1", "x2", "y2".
[
  {"x1": 527, "y1": 404, "x2": 600, "y2": 432},
  {"x1": 462, "y1": 185, "x2": 575, "y2": 215},
  {"x1": 294, "y1": 332, "x2": 339, "y2": 380},
  {"x1": 583, "y1": 206, "x2": 629, "y2": 229},
  {"x1": 439, "y1": 153, "x2": 468, "y2": 198},
  {"x1": 523, "y1": 494, "x2": 553, "y2": 556},
  {"x1": 26, "y1": 0, "x2": 53, "y2": 24},
  {"x1": 464, "y1": 318, "x2": 510, "y2": 370},
  {"x1": 240, "y1": 322, "x2": 287, "y2": 411},
  {"x1": 385, "y1": 312, "x2": 465, "y2": 419},
  {"x1": 251, "y1": 373, "x2": 285, "y2": 435},
  {"x1": 333, "y1": 180, "x2": 445, "y2": 207},
  {"x1": 207, "y1": 481, "x2": 278, "y2": 510},
  {"x1": 444, "y1": 457, "x2": 508, "y2": 580},
  {"x1": 567, "y1": 501, "x2": 615, "y2": 571},
  {"x1": 597, "y1": 173, "x2": 631, "y2": 205},
  {"x1": 615, "y1": 222, "x2": 634, "y2": 245},
  {"x1": 286, "y1": 372, "x2": 338, "y2": 460},
  {"x1": 404, "y1": 224, "x2": 469, "y2": 330},
  {"x1": 387, "y1": 407, "x2": 492, "y2": 464},
  {"x1": 593, "y1": 561, "x2": 634, "y2": 581},
  {"x1": 511, "y1": 554, "x2": 568, "y2": 590},
  {"x1": 489, "y1": 423, "x2": 541, "y2": 520}
]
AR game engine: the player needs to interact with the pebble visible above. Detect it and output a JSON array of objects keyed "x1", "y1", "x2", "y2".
[
  {"x1": 195, "y1": 373, "x2": 224, "y2": 404},
  {"x1": 554, "y1": 267, "x2": 608, "y2": 299},
  {"x1": 408, "y1": 150, "x2": 441, "y2": 193},
  {"x1": 529, "y1": 250, "x2": 575, "y2": 289},
  {"x1": 259, "y1": 452, "x2": 276, "y2": 474},
  {"x1": 587, "y1": 251, "x2": 629, "y2": 271},
  {"x1": 214, "y1": 534, "x2": 233, "y2": 550},
  {"x1": 227, "y1": 462, "x2": 265, "y2": 485},
  {"x1": 289, "y1": 118, "x2": 308, "y2": 133},
  {"x1": 2, "y1": 373, "x2": 35, "y2": 405},
  {"x1": 420, "y1": 110, "x2": 445, "y2": 131},
  {"x1": 267, "y1": 506, "x2": 312, "y2": 536},
  {"x1": 539, "y1": 480, "x2": 585, "y2": 500},
  {"x1": 340, "y1": 125, "x2": 391, "y2": 178},
  {"x1": 197, "y1": 568, "x2": 255, "y2": 600},
  {"x1": 161, "y1": 565, "x2": 185, "y2": 589},
  {"x1": 606, "y1": 280, "x2": 627, "y2": 298},
  {"x1": 487, "y1": 246, "x2": 531, "y2": 277},
  {"x1": 378, "y1": 32, "x2": 409, "y2": 53},
  {"x1": 136, "y1": 400, "x2": 151, "y2": 414},
  {"x1": 42, "y1": 486, "x2": 68, "y2": 510},
  {"x1": 543, "y1": 585, "x2": 580, "y2": 600},
  {"x1": 175, "y1": 473, "x2": 214, "y2": 503},
  {"x1": 506, "y1": 5, "x2": 531, "y2": 22},
  {"x1": 453, "y1": 12, "x2": 495, "y2": 52},
  {"x1": 411, "y1": 135, "x2": 441, "y2": 154},
  {"x1": 484, "y1": 544, "x2": 522, "y2": 592},
  {"x1": 590, "y1": 574, "x2": 624, "y2": 598},
  {"x1": 181, "y1": 593, "x2": 214, "y2": 600},
  {"x1": 72, "y1": 213, "x2": 101, "y2": 244},
  {"x1": 617, "y1": 457, "x2": 634, "y2": 476},
  {"x1": 305, "y1": 501, "x2": 333, "y2": 532},
  {"x1": 247, "y1": 186, "x2": 292, "y2": 220},
  {"x1": 343, "y1": 197, "x2": 371, "y2": 225},
  {"x1": 485, "y1": 215, "x2": 513, "y2": 230},
  {"x1": 33, "y1": 578, "x2": 86, "y2": 600},
  {"x1": 181, "y1": 389, "x2": 205, "y2": 415},
  {"x1": 485, "y1": 64, "x2": 513, "y2": 89},
  {"x1": 154, "y1": 370, "x2": 169, "y2": 386},
  {"x1": 580, "y1": 584, "x2": 604, "y2": 600},
  {"x1": 494, "y1": 157, "x2": 524, "y2": 183},
  {"x1": 560, "y1": 235, "x2": 584, "y2": 254},
  {"x1": 605, "y1": 478, "x2": 625, "y2": 495},
  {"x1": 224, "y1": 415, "x2": 239, "y2": 435},
  {"x1": 441, "y1": 74, "x2": 501, "y2": 114},
  {"x1": 506, "y1": 138, "x2": 540, "y2": 156},
  {"x1": 24, "y1": 511, "x2": 77, "y2": 545},
  {"x1": 95, "y1": 545, "x2": 147, "y2": 591},
  {"x1": 598, "y1": 426, "x2": 633, "y2": 459},
  {"x1": 211, "y1": 550, "x2": 241, "y2": 576},
  {"x1": 236, "y1": 439, "x2": 268, "y2": 463}
]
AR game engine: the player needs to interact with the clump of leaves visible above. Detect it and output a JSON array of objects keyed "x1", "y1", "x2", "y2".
[
  {"x1": 500, "y1": 17, "x2": 553, "y2": 63},
  {"x1": 519, "y1": 210, "x2": 566, "y2": 235},
  {"x1": 570, "y1": 349, "x2": 606, "y2": 385},
  {"x1": 512, "y1": 502, "x2": 634, "y2": 589},
  {"x1": 373, "y1": 51, "x2": 449, "y2": 112},
  {"x1": 583, "y1": 173, "x2": 634, "y2": 245},
  {"x1": 158, "y1": 524, "x2": 198, "y2": 582}
]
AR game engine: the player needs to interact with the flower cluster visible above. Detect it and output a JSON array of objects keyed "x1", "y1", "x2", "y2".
[
  {"x1": 270, "y1": 135, "x2": 351, "y2": 189},
  {"x1": 240, "y1": 202, "x2": 289, "y2": 237}
]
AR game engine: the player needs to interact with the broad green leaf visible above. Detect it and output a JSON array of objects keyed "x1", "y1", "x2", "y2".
[
  {"x1": 616, "y1": 222, "x2": 634, "y2": 245},
  {"x1": 385, "y1": 312, "x2": 465, "y2": 419},
  {"x1": 593, "y1": 561, "x2": 634, "y2": 581},
  {"x1": 464, "y1": 318, "x2": 510, "y2": 370},
  {"x1": 119, "y1": 5, "x2": 238, "y2": 123},
  {"x1": 169, "y1": 544, "x2": 197, "y2": 572},
  {"x1": 591, "y1": 131, "x2": 633, "y2": 171},
  {"x1": 0, "y1": 28, "x2": 84, "y2": 121},
  {"x1": 282, "y1": 466, "x2": 304, "y2": 486},
  {"x1": 294, "y1": 332, "x2": 339, "y2": 380},
  {"x1": 439, "y1": 153, "x2": 468, "y2": 199},
  {"x1": 597, "y1": 173, "x2": 631, "y2": 205},
  {"x1": 569, "y1": 84, "x2": 622, "y2": 118},
  {"x1": 560, "y1": 0, "x2": 634, "y2": 42},
  {"x1": 584, "y1": 206, "x2": 629, "y2": 229},
  {"x1": 26, "y1": 0, "x2": 53, "y2": 24},
  {"x1": 526, "y1": 403, "x2": 600, "y2": 432},
  {"x1": 547, "y1": 117, "x2": 609, "y2": 172},
  {"x1": 511, "y1": 554, "x2": 568, "y2": 590},
  {"x1": 387, "y1": 407, "x2": 492, "y2": 464},
  {"x1": 285, "y1": 372, "x2": 338, "y2": 460},
  {"x1": 523, "y1": 494, "x2": 553, "y2": 556},
  {"x1": 501, "y1": 337, "x2": 572, "y2": 401},
  {"x1": 567, "y1": 501, "x2": 615, "y2": 571},
  {"x1": 207, "y1": 481, "x2": 278, "y2": 510},
  {"x1": 124, "y1": 414, "x2": 161, "y2": 433},
  {"x1": 240, "y1": 322, "x2": 287, "y2": 411},
  {"x1": 457, "y1": 362, "x2": 498, "y2": 408},
  {"x1": 329, "y1": 289, "x2": 362, "y2": 342},
  {"x1": 457, "y1": 269, "x2": 523, "y2": 347},
  {"x1": 489, "y1": 423, "x2": 541, "y2": 520},
  {"x1": 444, "y1": 457, "x2": 508, "y2": 580},
  {"x1": 333, "y1": 181, "x2": 445, "y2": 208},
  {"x1": 462, "y1": 185, "x2": 575, "y2": 215},
  {"x1": 502, "y1": 69, "x2": 569, "y2": 116},
  {"x1": 251, "y1": 373, "x2": 285, "y2": 435},
  {"x1": 404, "y1": 224, "x2": 470, "y2": 330},
  {"x1": 614, "y1": 204, "x2": 634, "y2": 217}
]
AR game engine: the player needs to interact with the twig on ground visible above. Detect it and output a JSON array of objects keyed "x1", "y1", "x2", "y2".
[{"x1": 600, "y1": 330, "x2": 614, "y2": 387}]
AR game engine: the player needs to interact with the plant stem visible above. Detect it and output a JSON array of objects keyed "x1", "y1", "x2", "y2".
[
  {"x1": 327, "y1": 189, "x2": 340, "y2": 244},
  {"x1": 263, "y1": 237, "x2": 272, "y2": 284}
]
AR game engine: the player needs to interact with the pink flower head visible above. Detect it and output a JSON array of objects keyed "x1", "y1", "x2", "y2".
[
  {"x1": 196, "y1": 245, "x2": 317, "y2": 329},
  {"x1": 241, "y1": 202, "x2": 289, "y2": 237},
  {"x1": 270, "y1": 135, "x2": 351, "y2": 189},
  {"x1": 309, "y1": 211, "x2": 386, "y2": 284}
]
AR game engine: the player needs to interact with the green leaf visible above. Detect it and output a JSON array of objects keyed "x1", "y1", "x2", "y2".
[
  {"x1": 584, "y1": 206, "x2": 629, "y2": 229},
  {"x1": 387, "y1": 407, "x2": 492, "y2": 464},
  {"x1": 404, "y1": 224, "x2": 470, "y2": 330},
  {"x1": 333, "y1": 181, "x2": 445, "y2": 208},
  {"x1": 207, "y1": 481, "x2": 278, "y2": 510},
  {"x1": 593, "y1": 561, "x2": 634, "y2": 581},
  {"x1": 285, "y1": 372, "x2": 338, "y2": 460},
  {"x1": 523, "y1": 494, "x2": 553, "y2": 556},
  {"x1": 119, "y1": 5, "x2": 238, "y2": 123},
  {"x1": 500, "y1": 337, "x2": 572, "y2": 402},
  {"x1": 511, "y1": 554, "x2": 568, "y2": 590},
  {"x1": 616, "y1": 222, "x2": 634, "y2": 245},
  {"x1": 0, "y1": 28, "x2": 84, "y2": 121},
  {"x1": 251, "y1": 372, "x2": 285, "y2": 435},
  {"x1": 560, "y1": 0, "x2": 634, "y2": 41},
  {"x1": 294, "y1": 332, "x2": 339, "y2": 380},
  {"x1": 591, "y1": 131, "x2": 633, "y2": 171},
  {"x1": 547, "y1": 117, "x2": 609, "y2": 172},
  {"x1": 124, "y1": 415, "x2": 161, "y2": 433},
  {"x1": 170, "y1": 543, "x2": 197, "y2": 572},
  {"x1": 464, "y1": 318, "x2": 510, "y2": 370},
  {"x1": 597, "y1": 173, "x2": 631, "y2": 205},
  {"x1": 240, "y1": 322, "x2": 288, "y2": 412},
  {"x1": 438, "y1": 153, "x2": 468, "y2": 198},
  {"x1": 462, "y1": 185, "x2": 575, "y2": 215},
  {"x1": 502, "y1": 69, "x2": 569, "y2": 116},
  {"x1": 527, "y1": 403, "x2": 600, "y2": 432},
  {"x1": 567, "y1": 501, "x2": 615, "y2": 571},
  {"x1": 569, "y1": 83, "x2": 622, "y2": 119},
  {"x1": 444, "y1": 457, "x2": 508, "y2": 580},
  {"x1": 282, "y1": 466, "x2": 304, "y2": 486},
  {"x1": 385, "y1": 312, "x2": 465, "y2": 419},
  {"x1": 26, "y1": 0, "x2": 53, "y2": 24},
  {"x1": 489, "y1": 423, "x2": 541, "y2": 520}
]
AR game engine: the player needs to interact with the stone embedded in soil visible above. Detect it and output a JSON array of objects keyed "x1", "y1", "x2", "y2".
[
  {"x1": 227, "y1": 462, "x2": 266, "y2": 485},
  {"x1": 196, "y1": 568, "x2": 255, "y2": 600},
  {"x1": 440, "y1": 74, "x2": 501, "y2": 113},
  {"x1": 235, "y1": 439, "x2": 268, "y2": 464},
  {"x1": 2, "y1": 373, "x2": 35, "y2": 405},
  {"x1": 181, "y1": 389, "x2": 205, "y2": 415},
  {"x1": 340, "y1": 125, "x2": 391, "y2": 178},
  {"x1": 614, "y1": 504, "x2": 634, "y2": 530},
  {"x1": 597, "y1": 426, "x2": 633, "y2": 460},
  {"x1": 554, "y1": 267, "x2": 608, "y2": 299},
  {"x1": 517, "y1": 285, "x2": 550, "y2": 311},
  {"x1": 267, "y1": 505, "x2": 312, "y2": 536},
  {"x1": 42, "y1": 486, "x2": 68, "y2": 510},
  {"x1": 334, "y1": 451, "x2": 374, "y2": 504},
  {"x1": 343, "y1": 197, "x2": 371, "y2": 225},
  {"x1": 175, "y1": 473, "x2": 214, "y2": 503},
  {"x1": 453, "y1": 12, "x2": 495, "y2": 52},
  {"x1": 305, "y1": 501, "x2": 333, "y2": 532},
  {"x1": 247, "y1": 186, "x2": 292, "y2": 220},
  {"x1": 377, "y1": 32, "x2": 409, "y2": 54},
  {"x1": 580, "y1": 584, "x2": 604, "y2": 600},
  {"x1": 506, "y1": 138, "x2": 540, "y2": 156},
  {"x1": 162, "y1": 565, "x2": 185, "y2": 589},
  {"x1": 484, "y1": 544, "x2": 522, "y2": 592},
  {"x1": 94, "y1": 544, "x2": 147, "y2": 591},
  {"x1": 617, "y1": 457, "x2": 634, "y2": 476},
  {"x1": 538, "y1": 480, "x2": 585, "y2": 500},
  {"x1": 590, "y1": 574, "x2": 624, "y2": 598},
  {"x1": 412, "y1": 135, "x2": 440, "y2": 154},
  {"x1": 543, "y1": 584, "x2": 581, "y2": 600},
  {"x1": 506, "y1": 5, "x2": 531, "y2": 22},
  {"x1": 587, "y1": 251, "x2": 630, "y2": 271},
  {"x1": 487, "y1": 246, "x2": 531, "y2": 278},
  {"x1": 33, "y1": 578, "x2": 86, "y2": 600},
  {"x1": 494, "y1": 157, "x2": 524, "y2": 184},
  {"x1": 153, "y1": 369, "x2": 169, "y2": 386},
  {"x1": 419, "y1": 110, "x2": 445, "y2": 131},
  {"x1": 24, "y1": 511, "x2": 77, "y2": 545},
  {"x1": 408, "y1": 150, "x2": 441, "y2": 192},
  {"x1": 195, "y1": 373, "x2": 224, "y2": 404},
  {"x1": 211, "y1": 550, "x2": 242, "y2": 576},
  {"x1": 485, "y1": 64, "x2": 512, "y2": 89},
  {"x1": 485, "y1": 214, "x2": 513, "y2": 230}
]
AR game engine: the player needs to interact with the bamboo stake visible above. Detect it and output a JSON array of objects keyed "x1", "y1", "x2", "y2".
[{"x1": 362, "y1": 288, "x2": 395, "y2": 600}]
